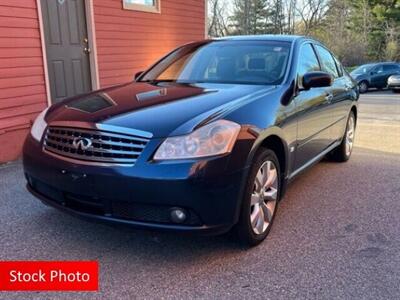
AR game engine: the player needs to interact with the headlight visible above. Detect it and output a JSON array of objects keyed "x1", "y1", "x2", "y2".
[
  {"x1": 31, "y1": 108, "x2": 49, "y2": 142},
  {"x1": 154, "y1": 120, "x2": 241, "y2": 160}
]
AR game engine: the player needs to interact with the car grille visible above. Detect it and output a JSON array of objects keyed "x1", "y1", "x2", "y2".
[{"x1": 43, "y1": 126, "x2": 150, "y2": 165}]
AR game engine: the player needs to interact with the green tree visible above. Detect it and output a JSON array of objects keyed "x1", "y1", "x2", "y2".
[{"x1": 230, "y1": 0, "x2": 272, "y2": 35}]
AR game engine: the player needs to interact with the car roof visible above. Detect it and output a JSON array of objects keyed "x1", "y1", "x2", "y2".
[
  {"x1": 364, "y1": 62, "x2": 399, "y2": 66},
  {"x1": 215, "y1": 34, "x2": 307, "y2": 43}
]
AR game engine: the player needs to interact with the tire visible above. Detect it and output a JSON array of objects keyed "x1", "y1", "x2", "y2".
[
  {"x1": 359, "y1": 81, "x2": 368, "y2": 93},
  {"x1": 330, "y1": 111, "x2": 356, "y2": 162},
  {"x1": 234, "y1": 148, "x2": 281, "y2": 246},
  {"x1": 392, "y1": 89, "x2": 400, "y2": 93}
]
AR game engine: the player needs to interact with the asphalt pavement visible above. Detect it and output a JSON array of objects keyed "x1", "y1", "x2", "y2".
[{"x1": 0, "y1": 91, "x2": 399, "y2": 299}]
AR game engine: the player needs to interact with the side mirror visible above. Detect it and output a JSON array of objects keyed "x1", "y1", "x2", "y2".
[
  {"x1": 134, "y1": 71, "x2": 144, "y2": 81},
  {"x1": 302, "y1": 71, "x2": 333, "y2": 90}
]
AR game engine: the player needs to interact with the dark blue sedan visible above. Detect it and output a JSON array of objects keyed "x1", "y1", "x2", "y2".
[
  {"x1": 23, "y1": 35, "x2": 359, "y2": 246},
  {"x1": 350, "y1": 62, "x2": 400, "y2": 93}
]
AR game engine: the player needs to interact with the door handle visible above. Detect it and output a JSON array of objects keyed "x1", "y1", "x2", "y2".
[
  {"x1": 84, "y1": 47, "x2": 91, "y2": 54},
  {"x1": 325, "y1": 93, "x2": 333, "y2": 103}
]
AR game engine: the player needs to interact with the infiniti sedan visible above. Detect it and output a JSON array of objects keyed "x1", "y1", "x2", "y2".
[{"x1": 24, "y1": 36, "x2": 358, "y2": 246}]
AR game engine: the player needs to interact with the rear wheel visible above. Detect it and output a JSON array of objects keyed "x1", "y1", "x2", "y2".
[
  {"x1": 234, "y1": 148, "x2": 280, "y2": 246},
  {"x1": 359, "y1": 81, "x2": 368, "y2": 93},
  {"x1": 330, "y1": 111, "x2": 356, "y2": 162}
]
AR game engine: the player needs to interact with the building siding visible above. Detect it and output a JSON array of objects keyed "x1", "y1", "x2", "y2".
[
  {"x1": 0, "y1": 0, "x2": 47, "y2": 162},
  {"x1": 93, "y1": 0, "x2": 206, "y2": 87},
  {"x1": 0, "y1": 0, "x2": 205, "y2": 163}
]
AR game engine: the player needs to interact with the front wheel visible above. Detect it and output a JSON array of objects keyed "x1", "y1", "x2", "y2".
[
  {"x1": 330, "y1": 111, "x2": 356, "y2": 162},
  {"x1": 234, "y1": 148, "x2": 281, "y2": 246}
]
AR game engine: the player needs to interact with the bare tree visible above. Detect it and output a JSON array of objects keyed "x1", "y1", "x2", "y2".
[
  {"x1": 208, "y1": 0, "x2": 230, "y2": 37},
  {"x1": 286, "y1": 0, "x2": 297, "y2": 34},
  {"x1": 384, "y1": 21, "x2": 400, "y2": 61},
  {"x1": 295, "y1": 0, "x2": 329, "y2": 35}
]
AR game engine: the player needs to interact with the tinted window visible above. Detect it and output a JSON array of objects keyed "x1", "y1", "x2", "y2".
[
  {"x1": 141, "y1": 41, "x2": 291, "y2": 85},
  {"x1": 333, "y1": 56, "x2": 344, "y2": 77},
  {"x1": 297, "y1": 43, "x2": 320, "y2": 87},
  {"x1": 352, "y1": 64, "x2": 374, "y2": 75},
  {"x1": 374, "y1": 65, "x2": 384, "y2": 73},
  {"x1": 383, "y1": 64, "x2": 400, "y2": 71},
  {"x1": 315, "y1": 45, "x2": 339, "y2": 78}
]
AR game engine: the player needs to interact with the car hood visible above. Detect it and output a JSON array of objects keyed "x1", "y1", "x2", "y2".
[
  {"x1": 350, "y1": 73, "x2": 366, "y2": 80},
  {"x1": 46, "y1": 82, "x2": 276, "y2": 138}
]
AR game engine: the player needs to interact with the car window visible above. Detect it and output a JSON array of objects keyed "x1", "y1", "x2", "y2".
[
  {"x1": 333, "y1": 56, "x2": 344, "y2": 77},
  {"x1": 297, "y1": 43, "x2": 320, "y2": 87},
  {"x1": 314, "y1": 45, "x2": 339, "y2": 78},
  {"x1": 141, "y1": 41, "x2": 291, "y2": 85},
  {"x1": 351, "y1": 64, "x2": 374, "y2": 75},
  {"x1": 383, "y1": 64, "x2": 399, "y2": 72},
  {"x1": 374, "y1": 65, "x2": 384, "y2": 73}
]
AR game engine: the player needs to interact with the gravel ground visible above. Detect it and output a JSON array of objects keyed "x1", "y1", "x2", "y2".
[{"x1": 0, "y1": 91, "x2": 399, "y2": 299}]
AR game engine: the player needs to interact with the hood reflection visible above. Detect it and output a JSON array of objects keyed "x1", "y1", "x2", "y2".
[{"x1": 66, "y1": 92, "x2": 116, "y2": 114}]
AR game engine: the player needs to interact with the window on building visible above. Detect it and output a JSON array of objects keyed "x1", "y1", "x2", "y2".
[{"x1": 123, "y1": 0, "x2": 160, "y2": 13}]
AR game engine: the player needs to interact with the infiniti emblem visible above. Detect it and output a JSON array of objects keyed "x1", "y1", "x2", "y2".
[{"x1": 72, "y1": 137, "x2": 92, "y2": 151}]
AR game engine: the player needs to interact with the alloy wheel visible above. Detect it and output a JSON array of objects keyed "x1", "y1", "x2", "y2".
[
  {"x1": 345, "y1": 115, "x2": 355, "y2": 156},
  {"x1": 250, "y1": 160, "x2": 278, "y2": 235},
  {"x1": 359, "y1": 82, "x2": 368, "y2": 93}
]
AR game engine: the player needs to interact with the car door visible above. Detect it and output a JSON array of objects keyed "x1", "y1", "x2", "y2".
[
  {"x1": 370, "y1": 64, "x2": 385, "y2": 88},
  {"x1": 293, "y1": 43, "x2": 333, "y2": 171},
  {"x1": 318, "y1": 48, "x2": 352, "y2": 141}
]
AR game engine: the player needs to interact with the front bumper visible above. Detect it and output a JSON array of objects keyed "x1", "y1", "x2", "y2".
[
  {"x1": 23, "y1": 135, "x2": 250, "y2": 235},
  {"x1": 388, "y1": 83, "x2": 400, "y2": 89}
]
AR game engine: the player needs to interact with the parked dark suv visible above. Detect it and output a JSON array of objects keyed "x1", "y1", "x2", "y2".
[
  {"x1": 350, "y1": 62, "x2": 400, "y2": 93},
  {"x1": 23, "y1": 36, "x2": 358, "y2": 246}
]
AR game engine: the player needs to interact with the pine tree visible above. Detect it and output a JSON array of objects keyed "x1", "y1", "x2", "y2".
[{"x1": 230, "y1": 0, "x2": 271, "y2": 35}]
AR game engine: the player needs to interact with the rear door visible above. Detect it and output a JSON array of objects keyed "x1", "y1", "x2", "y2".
[
  {"x1": 293, "y1": 43, "x2": 333, "y2": 171},
  {"x1": 370, "y1": 64, "x2": 386, "y2": 88}
]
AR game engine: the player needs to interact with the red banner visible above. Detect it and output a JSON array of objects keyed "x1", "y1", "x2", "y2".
[{"x1": 0, "y1": 261, "x2": 98, "y2": 291}]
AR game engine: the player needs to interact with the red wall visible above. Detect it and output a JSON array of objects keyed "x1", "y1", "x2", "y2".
[
  {"x1": 0, "y1": 0, "x2": 47, "y2": 162},
  {"x1": 0, "y1": 0, "x2": 205, "y2": 163},
  {"x1": 93, "y1": 0, "x2": 206, "y2": 87}
]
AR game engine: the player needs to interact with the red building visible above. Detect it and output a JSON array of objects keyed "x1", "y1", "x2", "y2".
[{"x1": 0, "y1": 0, "x2": 206, "y2": 163}]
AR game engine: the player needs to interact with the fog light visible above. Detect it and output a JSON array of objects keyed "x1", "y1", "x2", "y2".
[{"x1": 170, "y1": 208, "x2": 187, "y2": 224}]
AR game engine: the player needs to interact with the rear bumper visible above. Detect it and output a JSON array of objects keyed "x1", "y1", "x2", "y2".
[{"x1": 23, "y1": 135, "x2": 250, "y2": 235}]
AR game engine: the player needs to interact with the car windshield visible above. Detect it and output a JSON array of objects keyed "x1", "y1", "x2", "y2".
[
  {"x1": 140, "y1": 41, "x2": 292, "y2": 85},
  {"x1": 351, "y1": 64, "x2": 374, "y2": 75}
]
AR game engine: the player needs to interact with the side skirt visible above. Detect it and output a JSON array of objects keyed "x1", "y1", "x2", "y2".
[{"x1": 287, "y1": 140, "x2": 341, "y2": 181}]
